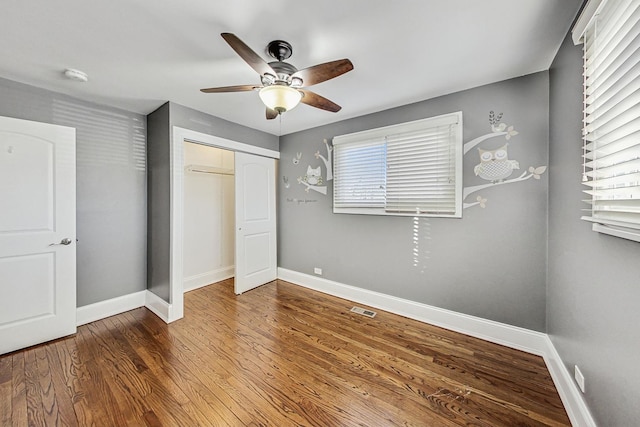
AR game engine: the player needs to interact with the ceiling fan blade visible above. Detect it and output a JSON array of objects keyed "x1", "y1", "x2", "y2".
[
  {"x1": 299, "y1": 90, "x2": 342, "y2": 112},
  {"x1": 266, "y1": 108, "x2": 278, "y2": 120},
  {"x1": 292, "y1": 59, "x2": 353, "y2": 87},
  {"x1": 200, "y1": 84, "x2": 261, "y2": 93},
  {"x1": 221, "y1": 33, "x2": 277, "y2": 78}
]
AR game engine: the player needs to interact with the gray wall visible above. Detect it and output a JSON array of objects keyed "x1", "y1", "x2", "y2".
[
  {"x1": 279, "y1": 72, "x2": 549, "y2": 331},
  {"x1": 146, "y1": 101, "x2": 278, "y2": 301},
  {"x1": 548, "y1": 31, "x2": 640, "y2": 426},
  {"x1": 0, "y1": 77, "x2": 147, "y2": 306},
  {"x1": 146, "y1": 103, "x2": 171, "y2": 300}
]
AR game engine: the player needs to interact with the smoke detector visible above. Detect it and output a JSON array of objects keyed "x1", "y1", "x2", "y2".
[{"x1": 63, "y1": 68, "x2": 88, "y2": 82}]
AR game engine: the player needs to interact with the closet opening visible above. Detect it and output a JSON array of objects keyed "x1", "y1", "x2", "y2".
[
  {"x1": 182, "y1": 142, "x2": 235, "y2": 293},
  {"x1": 169, "y1": 126, "x2": 280, "y2": 322}
]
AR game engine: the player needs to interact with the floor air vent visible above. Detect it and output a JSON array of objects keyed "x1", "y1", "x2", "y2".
[{"x1": 350, "y1": 306, "x2": 376, "y2": 318}]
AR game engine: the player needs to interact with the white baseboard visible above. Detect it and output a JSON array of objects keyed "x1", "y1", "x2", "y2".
[
  {"x1": 144, "y1": 290, "x2": 183, "y2": 324},
  {"x1": 145, "y1": 290, "x2": 170, "y2": 323},
  {"x1": 77, "y1": 290, "x2": 146, "y2": 326},
  {"x1": 76, "y1": 290, "x2": 183, "y2": 328},
  {"x1": 184, "y1": 266, "x2": 234, "y2": 293},
  {"x1": 542, "y1": 336, "x2": 597, "y2": 427},
  {"x1": 277, "y1": 267, "x2": 594, "y2": 427}
]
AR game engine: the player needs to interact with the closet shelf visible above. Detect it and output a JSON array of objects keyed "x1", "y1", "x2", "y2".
[{"x1": 185, "y1": 164, "x2": 234, "y2": 176}]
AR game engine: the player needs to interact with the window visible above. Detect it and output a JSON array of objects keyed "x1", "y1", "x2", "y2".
[
  {"x1": 333, "y1": 112, "x2": 462, "y2": 217},
  {"x1": 573, "y1": 0, "x2": 640, "y2": 242}
]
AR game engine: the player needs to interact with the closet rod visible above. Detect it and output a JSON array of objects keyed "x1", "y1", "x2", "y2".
[
  {"x1": 188, "y1": 168, "x2": 234, "y2": 176},
  {"x1": 185, "y1": 165, "x2": 234, "y2": 176}
]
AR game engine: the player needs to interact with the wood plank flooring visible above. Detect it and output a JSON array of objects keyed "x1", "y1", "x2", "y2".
[{"x1": 1, "y1": 279, "x2": 570, "y2": 426}]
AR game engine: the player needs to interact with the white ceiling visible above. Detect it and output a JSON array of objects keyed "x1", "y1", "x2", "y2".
[{"x1": 0, "y1": 0, "x2": 582, "y2": 136}]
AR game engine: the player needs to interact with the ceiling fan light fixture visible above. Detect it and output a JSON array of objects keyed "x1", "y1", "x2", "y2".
[{"x1": 259, "y1": 85, "x2": 302, "y2": 114}]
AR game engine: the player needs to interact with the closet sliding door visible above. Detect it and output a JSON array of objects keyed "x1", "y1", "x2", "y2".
[{"x1": 234, "y1": 151, "x2": 277, "y2": 294}]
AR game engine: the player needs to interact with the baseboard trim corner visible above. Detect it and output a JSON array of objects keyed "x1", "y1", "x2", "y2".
[
  {"x1": 76, "y1": 290, "x2": 146, "y2": 326},
  {"x1": 144, "y1": 290, "x2": 183, "y2": 324},
  {"x1": 76, "y1": 289, "x2": 184, "y2": 327}
]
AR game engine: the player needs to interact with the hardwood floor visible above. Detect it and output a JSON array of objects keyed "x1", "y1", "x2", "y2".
[{"x1": 1, "y1": 279, "x2": 570, "y2": 426}]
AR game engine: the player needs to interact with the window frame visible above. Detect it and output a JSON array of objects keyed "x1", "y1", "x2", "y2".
[{"x1": 332, "y1": 111, "x2": 463, "y2": 218}]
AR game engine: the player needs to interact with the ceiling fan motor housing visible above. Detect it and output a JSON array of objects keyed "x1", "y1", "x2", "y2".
[{"x1": 263, "y1": 61, "x2": 301, "y2": 87}]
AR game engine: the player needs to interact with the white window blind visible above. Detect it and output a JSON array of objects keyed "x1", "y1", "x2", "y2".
[
  {"x1": 333, "y1": 139, "x2": 386, "y2": 208},
  {"x1": 333, "y1": 112, "x2": 462, "y2": 218},
  {"x1": 574, "y1": 0, "x2": 640, "y2": 241}
]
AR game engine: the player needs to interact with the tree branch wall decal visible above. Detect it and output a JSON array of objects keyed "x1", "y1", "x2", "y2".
[
  {"x1": 296, "y1": 139, "x2": 332, "y2": 196},
  {"x1": 462, "y1": 111, "x2": 546, "y2": 210},
  {"x1": 315, "y1": 139, "x2": 333, "y2": 181}
]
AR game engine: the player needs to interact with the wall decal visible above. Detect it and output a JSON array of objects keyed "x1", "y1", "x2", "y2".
[
  {"x1": 463, "y1": 111, "x2": 547, "y2": 210},
  {"x1": 296, "y1": 138, "x2": 333, "y2": 196},
  {"x1": 464, "y1": 195, "x2": 488, "y2": 209},
  {"x1": 293, "y1": 152, "x2": 302, "y2": 165},
  {"x1": 303, "y1": 165, "x2": 323, "y2": 185},
  {"x1": 286, "y1": 197, "x2": 318, "y2": 205},
  {"x1": 474, "y1": 143, "x2": 520, "y2": 182},
  {"x1": 315, "y1": 139, "x2": 333, "y2": 181},
  {"x1": 297, "y1": 165, "x2": 327, "y2": 195},
  {"x1": 283, "y1": 176, "x2": 290, "y2": 189}
]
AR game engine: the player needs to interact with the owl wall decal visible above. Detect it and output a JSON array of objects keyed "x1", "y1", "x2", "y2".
[
  {"x1": 301, "y1": 165, "x2": 323, "y2": 186},
  {"x1": 474, "y1": 143, "x2": 520, "y2": 183}
]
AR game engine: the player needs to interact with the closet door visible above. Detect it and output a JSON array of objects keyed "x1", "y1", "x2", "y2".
[{"x1": 234, "y1": 152, "x2": 277, "y2": 294}]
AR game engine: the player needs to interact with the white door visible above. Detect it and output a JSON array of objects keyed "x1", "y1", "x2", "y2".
[
  {"x1": 234, "y1": 151, "x2": 277, "y2": 294},
  {"x1": 0, "y1": 116, "x2": 76, "y2": 355}
]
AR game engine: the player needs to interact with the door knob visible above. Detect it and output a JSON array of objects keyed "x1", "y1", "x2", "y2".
[{"x1": 50, "y1": 238, "x2": 73, "y2": 246}]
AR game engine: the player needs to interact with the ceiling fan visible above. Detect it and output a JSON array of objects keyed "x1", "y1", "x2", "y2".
[{"x1": 200, "y1": 33, "x2": 354, "y2": 120}]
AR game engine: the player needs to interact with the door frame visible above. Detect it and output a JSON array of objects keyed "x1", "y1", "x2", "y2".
[{"x1": 170, "y1": 126, "x2": 279, "y2": 321}]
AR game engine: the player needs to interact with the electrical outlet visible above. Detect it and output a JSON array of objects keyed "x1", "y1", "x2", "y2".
[
  {"x1": 574, "y1": 365, "x2": 585, "y2": 393},
  {"x1": 313, "y1": 267, "x2": 322, "y2": 275}
]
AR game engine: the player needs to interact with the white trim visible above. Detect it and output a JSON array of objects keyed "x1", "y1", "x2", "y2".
[
  {"x1": 76, "y1": 291, "x2": 146, "y2": 326},
  {"x1": 184, "y1": 267, "x2": 234, "y2": 292},
  {"x1": 572, "y1": 0, "x2": 606, "y2": 44},
  {"x1": 542, "y1": 336, "x2": 597, "y2": 427},
  {"x1": 144, "y1": 290, "x2": 179, "y2": 323},
  {"x1": 76, "y1": 289, "x2": 185, "y2": 327},
  {"x1": 170, "y1": 126, "x2": 280, "y2": 323},
  {"x1": 277, "y1": 268, "x2": 596, "y2": 427}
]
